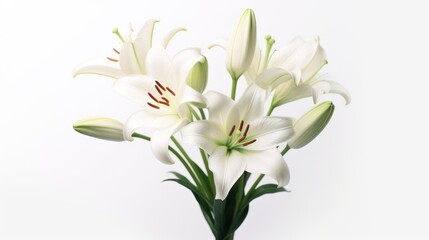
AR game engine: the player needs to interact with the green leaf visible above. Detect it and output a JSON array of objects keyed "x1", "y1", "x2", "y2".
[
  {"x1": 188, "y1": 159, "x2": 215, "y2": 199},
  {"x1": 243, "y1": 184, "x2": 287, "y2": 207},
  {"x1": 163, "y1": 172, "x2": 215, "y2": 233}
]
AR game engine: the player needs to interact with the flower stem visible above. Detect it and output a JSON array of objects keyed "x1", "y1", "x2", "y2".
[
  {"x1": 200, "y1": 148, "x2": 215, "y2": 194},
  {"x1": 230, "y1": 77, "x2": 238, "y2": 100},
  {"x1": 281, "y1": 145, "x2": 291, "y2": 155},
  {"x1": 198, "y1": 108, "x2": 206, "y2": 120},
  {"x1": 132, "y1": 133, "x2": 201, "y2": 190}
]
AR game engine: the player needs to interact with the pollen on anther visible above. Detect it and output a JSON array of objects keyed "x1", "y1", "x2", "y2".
[
  {"x1": 166, "y1": 87, "x2": 176, "y2": 96},
  {"x1": 161, "y1": 97, "x2": 170, "y2": 103},
  {"x1": 147, "y1": 102, "x2": 160, "y2": 109},
  {"x1": 155, "y1": 85, "x2": 163, "y2": 95},
  {"x1": 155, "y1": 80, "x2": 166, "y2": 91},
  {"x1": 243, "y1": 124, "x2": 250, "y2": 137},
  {"x1": 239, "y1": 120, "x2": 244, "y2": 131},
  {"x1": 243, "y1": 139, "x2": 257, "y2": 147},
  {"x1": 148, "y1": 92, "x2": 159, "y2": 103},
  {"x1": 106, "y1": 57, "x2": 118, "y2": 62},
  {"x1": 159, "y1": 101, "x2": 170, "y2": 107},
  {"x1": 112, "y1": 48, "x2": 120, "y2": 54},
  {"x1": 229, "y1": 125, "x2": 236, "y2": 136}
]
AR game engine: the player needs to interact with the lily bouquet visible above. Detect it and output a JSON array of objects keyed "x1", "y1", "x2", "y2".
[{"x1": 72, "y1": 9, "x2": 350, "y2": 240}]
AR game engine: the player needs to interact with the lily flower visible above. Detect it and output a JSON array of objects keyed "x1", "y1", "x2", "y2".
[
  {"x1": 72, "y1": 19, "x2": 186, "y2": 79},
  {"x1": 112, "y1": 46, "x2": 206, "y2": 165},
  {"x1": 241, "y1": 36, "x2": 350, "y2": 107},
  {"x1": 181, "y1": 84, "x2": 294, "y2": 200}
]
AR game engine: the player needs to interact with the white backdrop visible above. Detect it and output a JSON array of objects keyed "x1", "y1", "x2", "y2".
[{"x1": 0, "y1": 0, "x2": 428, "y2": 239}]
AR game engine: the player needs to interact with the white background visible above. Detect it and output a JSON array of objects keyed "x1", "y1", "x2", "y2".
[{"x1": 0, "y1": 0, "x2": 427, "y2": 239}]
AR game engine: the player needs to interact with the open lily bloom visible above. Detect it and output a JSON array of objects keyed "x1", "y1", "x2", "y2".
[
  {"x1": 243, "y1": 36, "x2": 350, "y2": 106},
  {"x1": 268, "y1": 36, "x2": 350, "y2": 106},
  {"x1": 181, "y1": 84, "x2": 294, "y2": 199},
  {"x1": 72, "y1": 19, "x2": 186, "y2": 78},
  {"x1": 113, "y1": 46, "x2": 206, "y2": 165}
]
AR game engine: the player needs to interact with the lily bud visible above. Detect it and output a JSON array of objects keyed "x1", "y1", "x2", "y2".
[
  {"x1": 226, "y1": 8, "x2": 257, "y2": 80},
  {"x1": 73, "y1": 117, "x2": 125, "y2": 142},
  {"x1": 186, "y1": 56, "x2": 208, "y2": 93},
  {"x1": 288, "y1": 101, "x2": 335, "y2": 149}
]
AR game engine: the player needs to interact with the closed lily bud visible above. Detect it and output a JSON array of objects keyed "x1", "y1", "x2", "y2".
[
  {"x1": 73, "y1": 118, "x2": 125, "y2": 142},
  {"x1": 226, "y1": 8, "x2": 257, "y2": 80},
  {"x1": 187, "y1": 56, "x2": 208, "y2": 93},
  {"x1": 288, "y1": 101, "x2": 335, "y2": 149}
]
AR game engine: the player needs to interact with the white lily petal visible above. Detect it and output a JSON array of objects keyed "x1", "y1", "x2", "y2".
[
  {"x1": 119, "y1": 41, "x2": 142, "y2": 74},
  {"x1": 179, "y1": 86, "x2": 207, "y2": 108},
  {"x1": 112, "y1": 75, "x2": 155, "y2": 105},
  {"x1": 151, "y1": 119, "x2": 189, "y2": 165},
  {"x1": 72, "y1": 59, "x2": 124, "y2": 79},
  {"x1": 269, "y1": 36, "x2": 319, "y2": 77},
  {"x1": 208, "y1": 38, "x2": 228, "y2": 50},
  {"x1": 146, "y1": 46, "x2": 176, "y2": 89},
  {"x1": 312, "y1": 80, "x2": 351, "y2": 105},
  {"x1": 273, "y1": 82, "x2": 313, "y2": 106},
  {"x1": 210, "y1": 146, "x2": 246, "y2": 200},
  {"x1": 162, "y1": 27, "x2": 186, "y2": 48},
  {"x1": 255, "y1": 68, "x2": 293, "y2": 91},
  {"x1": 245, "y1": 117, "x2": 294, "y2": 151},
  {"x1": 244, "y1": 149, "x2": 290, "y2": 186},
  {"x1": 172, "y1": 48, "x2": 205, "y2": 86},
  {"x1": 302, "y1": 44, "x2": 327, "y2": 81},
  {"x1": 181, "y1": 120, "x2": 225, "y2": 155},
  {"x1": 123, "y1": 110, "x2": 180, "y2": 140},
  {"x1": 136, "y1": 19, "x2": 159, "y2": 44},
  {"x1": 204, "y1": 91, "x2": 235, "y2": 125},
  {"x1": 236, "y1": 84, "x2": 266, "y2": 122},
  {"x1": 243, "y1": 43, "x2": 262, "y2": 84}
]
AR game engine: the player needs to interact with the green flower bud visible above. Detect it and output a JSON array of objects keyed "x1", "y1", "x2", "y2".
[
  {"x1": 73, "y1": 118, "x2": 124, "y2": 142},
  {"x1": 187, "y1": 56, "x2": 208, "y2": 93},
  {"x1": 288, "y1": 101, "x2": 335, "y2": 149}
]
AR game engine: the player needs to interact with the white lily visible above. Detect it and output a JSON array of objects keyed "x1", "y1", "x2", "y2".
[
  {"x1": 72, "y1": 19, "x2": 186, "y2": 78},
  {"x1": 181, "y1": 84, "x2": 294, "y2": 200},
  {"x1": 242, "y1": 36, "x2": 350, "y2": 106},
  {"x1": 113, "y1": 46, "x2": 206, "y2": 164}
]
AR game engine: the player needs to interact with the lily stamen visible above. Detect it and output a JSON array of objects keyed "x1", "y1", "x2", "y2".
[
  {"x1": 147, "y1": 102, "x2": 160, "y2": 109},
  {"x1": 161, "y1": 97, "x2": 170, "y2": 104},
  {"x1": 166, "y1": 87, "x2": 176, "y2": 96},
  {"x1": 155, "y1": 80, "x2": 166, "y2": 91},
  {"x1": 238, "y1": 124, "x2": 250, "y2": 143},
  {"x1": 155, "y1": 85, "x2": 163, "y2": 95},
  {"x1": 239, "y1": 120, "x2": 244, "y2": 131},
  {"x1": 107, "y1": 57, "x2": 118, "y2": 62},
  {"x1": 158, "y1": 101, "x2": 170, "y2": 107},
  {"x1": 113, "y1": 48, "x2": 120, "y2": 54},
  {"x1": 243, "y1": 139, "x2": 257, "y2": 147},
  {"x1": 148, "y1": 92, "x2": 159, "y2": 103},
  {"x1": 229, "y1": 125, "x2": 236, "y2": 136}
]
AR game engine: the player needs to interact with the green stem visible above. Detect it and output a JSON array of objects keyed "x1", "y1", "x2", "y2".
[
  {"x1": 190, "y1": 106, "x2": 201, "y2": 120},
  {"x1": 200, "y1": 148, "x2": 215, "y2": 194},
  {"x1": 132, "y1": 133, "x2": 201, "y2": 189},
  {"x1": 248, "y1": 174, "x2": 265, "y2": 195},
  {"x1": 230, "y1": 78, "x2": 238, "y2": 100},
  {"x1": 198, "y1": 108, "x2": 206, "y2": 120},
  {"x1": 281, "y1": 145, "x2": 291, "y2": 156},
  {"x1": 131, "y1": 132, "x2": 150, "y2": 141},
  {"x1": 171, "y1": 136, "x2": 205, "y2": 189}
]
